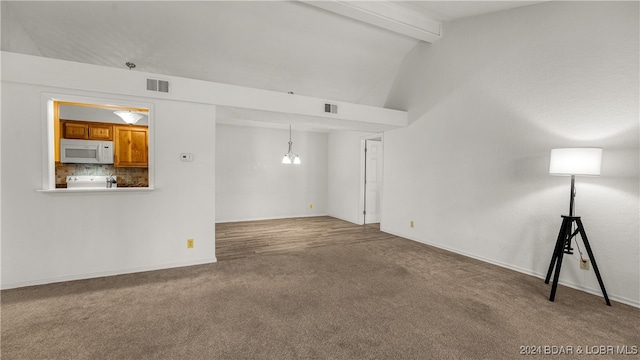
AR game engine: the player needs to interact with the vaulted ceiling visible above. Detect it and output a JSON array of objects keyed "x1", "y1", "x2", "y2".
[{"x1": 2, "y1": 1, "x2": 542, "y2": 129}]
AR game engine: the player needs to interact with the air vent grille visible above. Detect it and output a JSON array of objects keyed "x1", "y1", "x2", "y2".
[
  {"x1": 324, "y1": 103, "x2": 338, "y2": 114},
  {"x1": 147, "y1": 79, "x2": 158, "y2": 91},
  {"x1": 158, "y1": 80, "x2": 169, "y2": 93},
  {"x1": 147, "y1": 78, "x2": 170, "y2": 93}
]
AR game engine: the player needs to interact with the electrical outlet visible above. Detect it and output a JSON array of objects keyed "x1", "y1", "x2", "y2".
[
  {"x1": 187, "y1": 239, "x2": 194, "y2": 249},
  {"x1": 309, "y1": 203, "x2": 313, "y2": 209},
  {"x1": 410, "y1": 220, "x2": 414, "y2": 228},
  {"x1": 580, "y1": 258, "x2": 590, "y2": 270}
]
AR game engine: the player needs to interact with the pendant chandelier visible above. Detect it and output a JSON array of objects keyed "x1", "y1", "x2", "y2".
[{"x1": 282, "y1": 125, "x2": 301, "y2": 165}]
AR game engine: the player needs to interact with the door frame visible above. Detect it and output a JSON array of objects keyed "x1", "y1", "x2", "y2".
[{"x1": 359, "y1": 133, "x2": 384, "y2": 225}]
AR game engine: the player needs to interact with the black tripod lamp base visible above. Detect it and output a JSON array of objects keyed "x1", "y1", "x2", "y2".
[{"x1": 545, "y1": 215, "x2": 611, "y2": 306}]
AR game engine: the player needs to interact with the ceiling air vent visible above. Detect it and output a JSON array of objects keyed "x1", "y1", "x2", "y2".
[
  {"x1": 324, "y1": 103, "x2": 338, "y2": 114},
  {"x1": 147, "y1": 78, "x2": 170, "y2": 93}
]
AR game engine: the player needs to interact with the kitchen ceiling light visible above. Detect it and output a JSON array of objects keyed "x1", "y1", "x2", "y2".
[
  {"x1": 282, "y1": 124, "x2": 301, "y2": 165},
  {"x1": 114, "y1": 110, "x2": 145, "y2": 124}
]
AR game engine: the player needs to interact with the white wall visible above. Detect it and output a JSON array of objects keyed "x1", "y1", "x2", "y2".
[
  {"x1": 383, "y1": 1, "x2": 639, "y2": 306},
  {"x1": 2, "y1": 82, "x2": 217, "y2": 288},
  {"x1": 215, "y1": 124, "x2": 328, "y2": 222},
  {"x1": 1, "y1": 56, "x2": 220, "y2": 288},
  {"x1": 327, "y1": 130, "x2": 371, "y2": 224}
]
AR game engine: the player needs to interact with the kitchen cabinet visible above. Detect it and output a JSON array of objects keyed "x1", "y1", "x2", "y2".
[
  {"x1": 61, "y1": 120, "x2": 113, "y2": 140},
  {"x1": 63, "y1": 121, "x2": 89, "y2": 139},
  {"x1": 88, "y1": 124, "x2": 112, "y2": 140},
  {"x1": 114, "y1": 125, "x2": 148, "y2": 167}
]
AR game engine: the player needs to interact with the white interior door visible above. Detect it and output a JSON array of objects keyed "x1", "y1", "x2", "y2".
[{"x1": 364, "y1": 139, "x2": 383, "y2": 224}]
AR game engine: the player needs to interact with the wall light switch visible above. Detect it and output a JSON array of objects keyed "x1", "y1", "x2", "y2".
[
  {"x1": 180, "y1": 153, "x2": 194, "y2": 162},
  {"x1": 410, "y1": 220, "x2": 414, "y2": 228},
  {"x1": 309, "y1": 203, "x2": 313, "y2": 209},
  {"x1": 187, "y1": 239, "x2": 194, "y2": 248}
]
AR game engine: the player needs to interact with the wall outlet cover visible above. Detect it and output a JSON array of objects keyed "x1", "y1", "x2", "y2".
[
  {"x1": 580, "y1": 259, "x2": 590, "y2": 270},
  {"x1": 187, "y1": 239, "x2": 194, "y2": 249}
]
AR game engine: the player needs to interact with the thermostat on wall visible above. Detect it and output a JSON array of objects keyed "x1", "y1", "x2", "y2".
[{"x1": 180, "y1": 153, "x2": 194, "y2": 162}]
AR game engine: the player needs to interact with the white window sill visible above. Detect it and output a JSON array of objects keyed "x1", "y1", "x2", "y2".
[{"x1": 38, "y1": 187, "x2": 156, "y2": 194}]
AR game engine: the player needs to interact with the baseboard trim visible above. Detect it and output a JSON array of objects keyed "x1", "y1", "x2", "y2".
[
  {"x1": 1, "y1": 257, "x2": 218, "y2": 290},
  {"x1": 380, "y1": 227, "x2": 640, "y2": 309},
  {"x1": 326, "y1": 213, "x2": 362, "y2": 225},
  {"x1": 215, "y1": 214, "x2": 329, "y2": 223}
]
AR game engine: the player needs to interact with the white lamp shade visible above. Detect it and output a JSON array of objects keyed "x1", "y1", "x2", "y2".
[
  {"x1": 114, "y1": 110, "x2": 145, "y2": 124},
  {"x1": 293, "y1": 155, "x2": 301, "y2": 165},
  {"x1": 282, "y1": 155, "x2": 292, "y2": 164},
  {"x1": 549, "y1": 148, "x2": 602, "y2": 176}
]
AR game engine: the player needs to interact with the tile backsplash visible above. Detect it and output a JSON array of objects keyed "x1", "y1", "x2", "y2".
[{"x1": 56, "y1": 164, "x2": 148, "y2": 187}]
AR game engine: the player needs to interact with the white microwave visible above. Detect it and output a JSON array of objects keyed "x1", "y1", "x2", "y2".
[{"x1": 60, "y1": 139, "x2": 114, "y2": 164}]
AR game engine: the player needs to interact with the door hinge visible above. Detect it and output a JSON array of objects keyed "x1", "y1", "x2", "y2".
[{"x1": 363, "y1": 211, "x2": 366, "y2": 215}]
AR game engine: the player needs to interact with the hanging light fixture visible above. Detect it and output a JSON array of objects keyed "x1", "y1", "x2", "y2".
[
  {"x1": 114, "y1": 110, "x2": 145, "y2": 124},
  {"x1": 282, "y1": 124, "x2": 301, "y2": 165}
]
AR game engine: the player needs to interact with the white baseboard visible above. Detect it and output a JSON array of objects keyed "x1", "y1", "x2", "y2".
[
  {"x1": 380, "y1": 227, "x2": 640, "y2": 309},
  {"x1": 1, "y1": 257, "x2": 217, "y2": 290},
  {"x1": 326, "y1": 213, "x2": 362, "y2": 225},
  {"x1": 215, "y1": 213, "x2": 329, "y2": 223}
]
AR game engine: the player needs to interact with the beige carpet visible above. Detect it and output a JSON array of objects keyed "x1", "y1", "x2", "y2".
[{"x1": 2, "y1": 218, "x2": 639, "y2": 359}]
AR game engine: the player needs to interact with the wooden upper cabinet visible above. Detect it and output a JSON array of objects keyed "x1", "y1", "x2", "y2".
[
  {"x1": 58, "y1": 120, "x2": 148, "y2": 168},
  {"x1": 88, "y1": 124, "x2": 113, "y2": 140},
  {"x1": 114, "y1": 125, "x2": 148, "y2": 167},
  {"x1": 63, "y1": 122, "x2": 89, "y2": 139},
  {"x1": 61, "y1": 120, "x2": 113, "y2": 140}
]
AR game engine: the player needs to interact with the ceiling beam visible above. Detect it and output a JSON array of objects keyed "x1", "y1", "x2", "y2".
[{"x1": 301, "y1": 0, "x2": 442, "y2": 43}]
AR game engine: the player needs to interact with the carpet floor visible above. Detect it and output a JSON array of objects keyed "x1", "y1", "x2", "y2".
[{"x1": 2, "y1": 217, "x2": 639, "y2": 359}]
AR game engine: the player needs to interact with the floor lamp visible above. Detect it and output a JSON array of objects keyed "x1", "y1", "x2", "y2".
[{"x1": 545, "y1": 148, "x2": 610, "y2": 306}]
